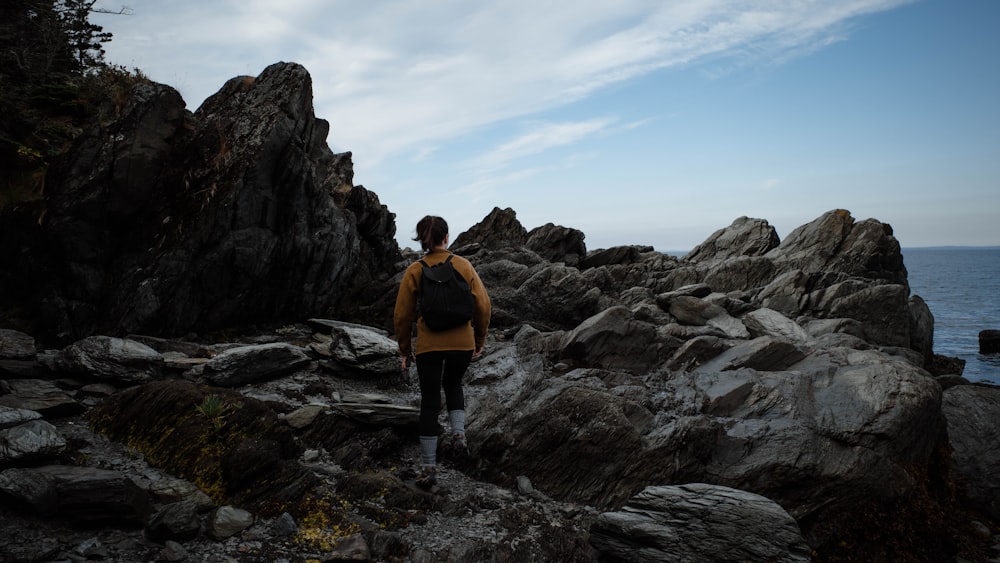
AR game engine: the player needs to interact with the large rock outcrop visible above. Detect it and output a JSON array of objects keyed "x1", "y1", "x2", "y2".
[
  {"x1": 437, "y1": 207, "x2": 983, "y2": 559},
  {"x1": 0, "y1": 62, "x2": 400, "y2": 344},
  {"x1": 1, "y1": 198, "x2": 995, "y2": 561}
]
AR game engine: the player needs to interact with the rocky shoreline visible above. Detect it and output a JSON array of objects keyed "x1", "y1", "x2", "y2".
[
  {"x1": 4, "y1": 205, "x2": 1000, "y2": 561},
  {"x1": 2, "y1": 62, "x2": 1000, "y2": 561},
  {"x1": 1, "y1": 322, "x2": 605, "y2": 562}
]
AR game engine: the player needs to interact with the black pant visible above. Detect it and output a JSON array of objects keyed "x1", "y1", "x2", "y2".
[{"x1": 415, "y1": 350, "x2": 472, "y2": 436}]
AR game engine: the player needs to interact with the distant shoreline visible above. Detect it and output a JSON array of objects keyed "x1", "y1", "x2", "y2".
[
  {"x1": 902, "y1": 246, "x2": 1000, "y2": 251},
  {"x1": 659, "y1": 246, "x2": 1000, "y2": 256}
]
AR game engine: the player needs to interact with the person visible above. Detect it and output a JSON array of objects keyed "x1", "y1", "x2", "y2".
[{"x1": 393, "y1": 215, "x2": 491, "y2": 488}]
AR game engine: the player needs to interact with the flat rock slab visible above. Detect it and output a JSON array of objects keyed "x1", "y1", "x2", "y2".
[
  {"x1": 0, "y1": 379, "x2": 83, "y2": 418},
  {"x1": 187, "y1": 343, "x2": 312, "y2": 387},
  {"x1": 57, "y1": 336, "x2": 163, "y2": 383},
  {"x1": 328, "y1": 403, "x2": 419, "y2": 426}
]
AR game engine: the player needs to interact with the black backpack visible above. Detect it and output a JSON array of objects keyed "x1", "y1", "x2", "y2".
[{"x1": 418, "y1": 255, "x2": 475, "y2": 331}]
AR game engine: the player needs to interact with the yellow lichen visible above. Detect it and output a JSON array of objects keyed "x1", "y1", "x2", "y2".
[{"x1": 287, "y1": 491, "x2": 361, "y2": 552}]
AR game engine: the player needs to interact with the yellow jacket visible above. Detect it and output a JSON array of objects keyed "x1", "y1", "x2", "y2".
[{"x1": 393, "y1": 249, "x2": 491, "y2": 357}]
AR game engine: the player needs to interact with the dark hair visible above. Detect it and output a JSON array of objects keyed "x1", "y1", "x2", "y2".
[{"x1": 413, "y1": 215, "x2": 448, "y2": 251}]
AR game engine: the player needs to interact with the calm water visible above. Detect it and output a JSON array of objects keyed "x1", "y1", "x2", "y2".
[{"x1": 903, "y1": 247, "x2": 1000, "y2": 385}]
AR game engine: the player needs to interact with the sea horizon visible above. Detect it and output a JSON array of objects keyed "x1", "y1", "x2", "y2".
[{"x1": 902, "y1": 245, "x2": 1000, "y2": 251}]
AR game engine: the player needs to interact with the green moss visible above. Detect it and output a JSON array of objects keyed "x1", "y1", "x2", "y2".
[{"x1": 87, "y1": 381, "x2": 262, "y2": 505}]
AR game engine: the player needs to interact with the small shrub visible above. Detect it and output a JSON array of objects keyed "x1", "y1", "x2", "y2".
[{"x1": 196, "y1": 394, "x2": 242, "y2": 430}]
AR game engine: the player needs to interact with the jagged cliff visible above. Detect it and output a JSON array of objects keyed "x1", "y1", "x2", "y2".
[{"x1": 0, "y1": 62, "x2": 399, "y2": 344}]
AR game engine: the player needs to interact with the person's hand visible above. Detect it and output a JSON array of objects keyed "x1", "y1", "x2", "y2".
[
  {"x1": 401, "y1": 355, "x2": 410, "y2": 370},
  {"x1": 473, "y1": 346, "x2": 483, "y2": 357}
]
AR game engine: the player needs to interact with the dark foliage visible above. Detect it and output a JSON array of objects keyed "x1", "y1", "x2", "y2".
[{"x1": 0, "y1": 0, "x2": 133, "y2": 210}]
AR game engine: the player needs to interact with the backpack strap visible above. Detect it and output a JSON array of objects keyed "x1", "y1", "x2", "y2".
[{"x1": 419, "y1": 254, "x2": 454, "y2": 268}]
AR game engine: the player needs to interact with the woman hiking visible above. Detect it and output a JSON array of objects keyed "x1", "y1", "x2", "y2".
[{"x1": 393, "y1": 215, "x2": 491, "y2": 488}]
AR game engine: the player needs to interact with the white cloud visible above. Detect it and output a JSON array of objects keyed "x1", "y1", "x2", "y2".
[
  {"x1": 97, "y1": 0, "x2": 913, "y2": 174},
  {"x1": 759, "y1": 178, "x2": 782, "y2": 191},
  {"x1": 472, "y1": 118, "x2": 616, "y2": 171},
  {"x1": 454, "y1": 167, "x2": 544, "y2": 202}
]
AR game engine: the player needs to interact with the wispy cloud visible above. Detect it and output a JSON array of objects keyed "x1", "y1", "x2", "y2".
[
  {"x1": 758, "y1": 178, "x2": 783, "y2": 191},
  {"x1": 97, "y1": 0, "x2": 913, "y2": 168},
  {"x1": 471, "y1": 118, "x2": 616, "y2": 172},
  {"x1": 454, "y1": 167, "x2": 544, "y2": 203}
]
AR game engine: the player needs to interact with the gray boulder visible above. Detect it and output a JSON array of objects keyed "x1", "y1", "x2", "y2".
[
  {"x1": 206, "y1": 505, "x2": 255, "y2": 540},
  {"x1": 0, "y1": 419, "x2": 67, "y2": 466},
  {"x1": 325, "y1": 534, "x2": 372, "y2": 561},
  {"x1": 148, "y1": 477, "x2": 215, "y2": 511},
  {"x1": 525, "y1": 223, "x2": 587, "y2": 266},
  {"x1": 756, "y1": 270, "x2": 809, "y2": 317},
  {"x1": 812, "y1": 282, "x2": 910, "y2": 348},
  {"x1": 664, "y1": 335, "x2": 731, "y2": 371},
  {"x1": 0, "y1": 329, "x2": 35, "y2": 360},
  {"x1": 471, "y1": 373, "x2": 653, "y2": 507},
  {"x1": 683, "y1": 216, "x2": 780, "y2": 263},
  {"x1": 57, "y1": 336, "x2": 163, "y2": 383},
  {"x1": 743, "y1": 308, "x2": 811, "y2": 344},
  {"x1": 325, "y1": 323, "x2": 400, "y2": 378},
  {"x1": 560, "y1": 306, "x2": 666, "y2": 372},
  {"x1": 802, "y1": 317, "x2": 867, "y2": 340},
  {"x1": 590, "y1": 483, "x2": 810, "y2": 563},
  {"x1": 908, "y1": 295, "x2": 934, "y2": 361},
  {"x1": 146, "y1": 499, "x2": 203, "y2": 542},
  {"x1": 187, "y1": 343, "x2": 312, "y2": 387},
  {"x1": 580, "y1": 245, "x2": 650, "y2": 269},
  {"x1": 0, "y1": 379, "x2": 83, "y2": 418},
  {"x1": 655, "y1": 283, "x2": 713, "y2": 304},
  {"x1": 979, "y1": 330, "x2": 1000, "y2": 354},
  {"x1": 510, "y1": 264, "x2": 603, "y2": 329},
  {"x1": 451, "y1": 206, "x2": 528, "y2": 250},
  {"x1": 0, "y1": 406, "x2": 42, "y2": 430},
  {"x1": 694, "y1": 336, "x2": 806, "y2": 373},
  {"x1": 471, "y1": 340, "x2": 943, "y2": 534},
  {"x1": 283, "y1": 404, "x2": 330, "y2": 429},
  {"x1": 472, "y1": 258, "x2": 537, "y2": 327},
  {"x1": 702, "y1": 256, "x2": 778, "y2": 295},
  {"x1": 942, "y1": 384, "x2": 1000, "y2": 519},
  {"x1": 156, "y1": 541, "x2": 189, "y2": 562},
  {"x1": 667, "y1": 295, "x2": 750, "y2": 339},
  {"x1": 767, "y1": 210, "x2": 906, "y2": 286}
]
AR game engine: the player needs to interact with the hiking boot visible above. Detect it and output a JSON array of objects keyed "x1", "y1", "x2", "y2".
[
  {"x1": 415, "y1": 467, "x2": 437, "y2": 489},
  {"x1": 452, "y1": 432, "x2": 468, "y2": 454}
]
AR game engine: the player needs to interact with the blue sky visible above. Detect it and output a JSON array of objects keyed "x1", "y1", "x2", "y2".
[{"x1": 95, "y1": 0, "x2": 999, "y2": 252}]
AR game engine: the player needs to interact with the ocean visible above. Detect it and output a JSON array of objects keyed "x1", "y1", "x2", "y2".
[{"x1": 903, "y1": 247, "x2": 1000, "y2": 385}]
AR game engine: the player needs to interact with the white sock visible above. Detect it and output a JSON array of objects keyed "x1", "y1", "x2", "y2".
[
  {"x1": 449, "y1": 410, "x2": 466, "y2": 436},
  {"x1": 419, "y1": 436, "x2": 437, "y2": 467}
]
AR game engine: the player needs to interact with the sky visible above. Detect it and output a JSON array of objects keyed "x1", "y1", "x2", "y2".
[{"x1": 93, "y1": 0, "x2": 1000, "y2": 252}]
